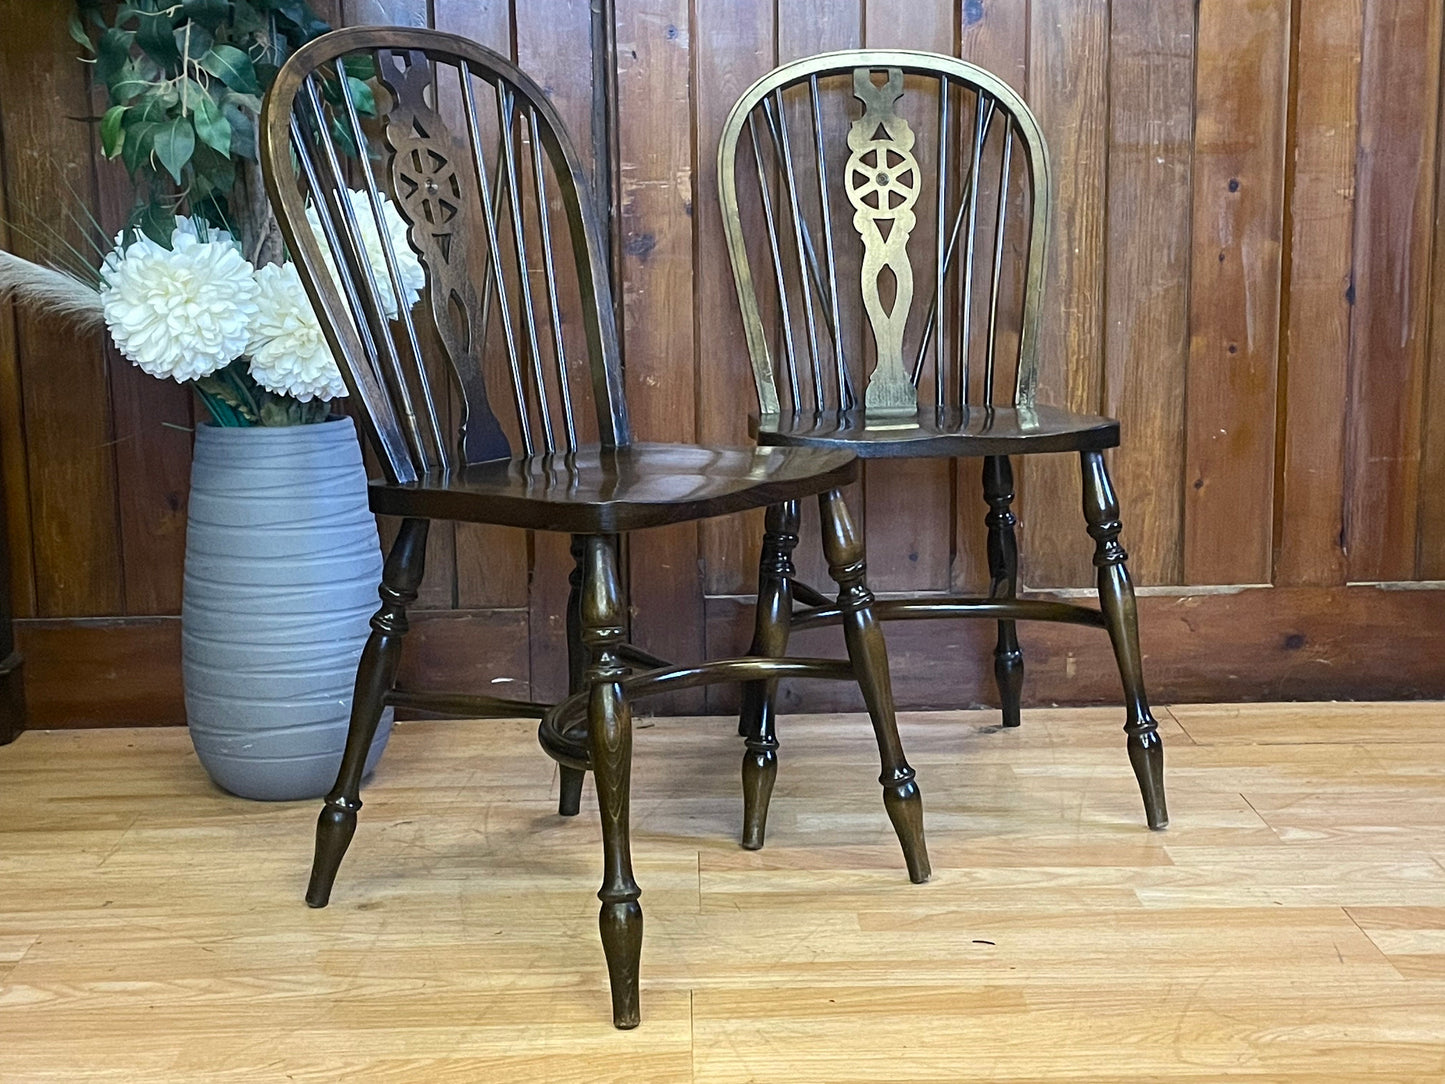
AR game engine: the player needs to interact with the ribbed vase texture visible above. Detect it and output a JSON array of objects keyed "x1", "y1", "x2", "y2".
[{"x1": 182, "y1": 416, "x2": 390, "y2": 801}]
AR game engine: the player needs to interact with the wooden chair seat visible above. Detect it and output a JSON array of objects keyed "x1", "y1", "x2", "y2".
[
  {"x1": 750, "y1": 405, "x2": 1120, "y2": 459},
  {"x1": 368, "y1": 442, "x2": 856, "y2": 532}
]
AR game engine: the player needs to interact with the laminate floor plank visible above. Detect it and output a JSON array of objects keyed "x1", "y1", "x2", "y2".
[{"x1": 2, "y1": 702, "x2": 1445, "y2": 1081}]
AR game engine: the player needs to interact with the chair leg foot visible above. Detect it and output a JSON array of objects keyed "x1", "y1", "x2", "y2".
[
  {"x1": 739, "y1": 501, "x2": 798, "y2": 852},
  {"x1": 600, "y1": 900, "x2": 644, "y2": 1029},
  {"x1": 740, "y1": 743, "x2": 777, "y2": 850},
  {"x1": 305, "y1": 801, "x2": 358, "y2": 907},
  {"x1": 1129, "y1": 726, "x2": 1169, "y2": 829},
  {"x1": 819, "y1": 488, "x2": 930, "y2": 883},
  {"x1": 882, "y1": 772, "x2": 930, "y2": 884},
  {"x1": 1081, "y1": 451, "x2": 1169, "y2": 830},
  {"x1": 994, "y1": 627, "x2": 1023, "y2": 729},
  {"x1": 558, "y1": 766, "x2": 585, "y2": 817}
]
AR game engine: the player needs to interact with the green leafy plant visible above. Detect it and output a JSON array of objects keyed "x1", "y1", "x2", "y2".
[
  {"x1": 74, "y1": 0, "x2": 337, "y2": 255},
  {"x1": 47, "y1": 0, "x2": 380, "y2": 426}
]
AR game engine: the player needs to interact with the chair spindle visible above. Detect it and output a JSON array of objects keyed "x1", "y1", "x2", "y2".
[
  {"x1": 529, "y1": 105, "x2": 578, "y2": 453},
  {"x1": 335, "y1": 58, "x2": 451, "y2": 473},
  {"x1": 459, "y1": 62, "x2": 535, "y2": 456}
]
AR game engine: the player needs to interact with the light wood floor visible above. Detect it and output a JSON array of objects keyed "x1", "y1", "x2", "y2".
[{"x1": 3, "y1": 703, "x2": 1445, "y2": 1081}]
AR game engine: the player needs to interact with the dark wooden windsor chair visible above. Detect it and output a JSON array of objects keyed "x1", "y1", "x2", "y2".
[
  {"x1": 717, "y1": 50, "x2": 1167, "y2": 836},
  {"x1": 260, "y1": 27, "x2": 929, "y2": 1029}
]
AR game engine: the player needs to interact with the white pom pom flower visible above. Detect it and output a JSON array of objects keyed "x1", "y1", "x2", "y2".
[
  {"x1": 246, "y1": 262, "x2": 347, "y2": 402},
  {"x1": 305, "y1": 189, "x2": 425, "y2": 319},
  {"x1": 100, "y1": 220, "x2": 259, "y2": 383}
]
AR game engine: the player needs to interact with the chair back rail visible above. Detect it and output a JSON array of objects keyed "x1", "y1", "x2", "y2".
[
  {"x1": 718, "y1": 50, "x2": 1052, "y2": 418},
  {"x1": 261, "y1": 26, "x2": 628, "y2": 486}
]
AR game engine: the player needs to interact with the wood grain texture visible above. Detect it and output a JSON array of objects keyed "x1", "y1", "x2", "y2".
[
  {"x1": 695, "y1": 0, "x2": 774, "y2": 598},
  {"x1": 393, "y1": 609, "x2": 532, "y2": 707},
  {"x1": 0, "y1": 465, "x2": 19, "y2": 742},
  {"x1": 430, "y1": 0, "x2": 530, "y2": 616},
  {"x1": 772, "y1": 0, "x2": 864, "y2": 599},
  {"x1": 5, "y1": 703, "x2": 1445, "y2": 1078},
  {"x1": 1182, "y1": 0, "x2": 1291, "y2": 585},
  {"x1": 1101, "y1": 0, "x2": 1194, "y2": 587},
  {"x1": 13, "y1": 617, "x2": 184, "y2": 728},
  {"x1": 614, "y1": 0, "x2": 704, "y2": 707},
  {"x1": 1343, "y1": 0, "x2": 1444, "y2": 581},
  {"x1": 88, "y1": 102, "x2": 192, "y2": 616},
  {"x1": 513, "y1": 0, "x2": 604, "y2": 701},
  {"x1": 0, "y1": 0, "x2": 124, "y2": 617},
  {"x1": 347, "y1": 0, "x2": 458, "y2": 613},
  {"x1": 1018, "y1": 0, "x2": 1109, "y2": 590},
  {"x1": 0, "y1": 94, "x2": 35, "y2": 622},
  {"x1": 22, "y1": 576, "x2": 1445, "y2": 728},
  {"x1": 950, "y1": 0, "x2": 1028, "y2": 597},
  {"x1": 1273, "y1": 0, "x2": 1362, "y2": 588},
  {"x1": 859, "y1": 0, "x2": 954, "y2": 596},
  {"x1": 6, "y1": 0, "x2": 1445, "y2": 726},
  {"x1": 704, "y1": 581, "x2": 1445, "y2": 712},
  {"x1": 1422, "y1": 18, "x2": 1445, "y2": 579},
  {"x1": 340, "y1": 0, "x2": 428, "y2": 27}
]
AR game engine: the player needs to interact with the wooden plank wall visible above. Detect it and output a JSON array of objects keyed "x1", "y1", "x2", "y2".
[{"x1": 2, "y1": 0, "x2": 1445, "y2": 728}]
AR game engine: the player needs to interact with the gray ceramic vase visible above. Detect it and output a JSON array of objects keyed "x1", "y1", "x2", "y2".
[{"x1": 182, "y1": 416, "x2": 391, "y2": 801}]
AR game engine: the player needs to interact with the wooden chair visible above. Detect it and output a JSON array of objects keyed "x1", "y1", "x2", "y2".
[
  {"x1": 717, "y1": 50, "x2": 1167, "y2": 837},
  {"x1": 260, "y1": 27, "x2": 928, "y2": 1029}
]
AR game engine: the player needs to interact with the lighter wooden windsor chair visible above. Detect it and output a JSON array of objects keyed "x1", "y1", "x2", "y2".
[
  {"x1": 260, "y1": 27, "x2": 929, "y2": 1029},
  {"x1": 718, "y1": 51, "x2": 1167, "y2": 839}
]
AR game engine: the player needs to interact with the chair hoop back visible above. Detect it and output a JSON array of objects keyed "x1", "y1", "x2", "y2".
[
  {"x1": 718, "y1": 49, "x2": 1052, "y2": 418},
  {"x1": 262, "y1": 26, "x2": 629, "y2": 486}
]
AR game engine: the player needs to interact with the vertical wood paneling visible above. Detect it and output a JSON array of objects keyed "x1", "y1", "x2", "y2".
[
  {"x1": 775, "y1": 0, "x2": 862, "y2": 597},
  {"x1": 1182, "y1": 0, "x2": 1291, "y2": 585},
  {"x1": 1019, "y1": 0, "x2": 1109, "y2": 590},
  {"x1": 951, "y1": 0, "x2": 1027, "y2": 596},
  {"x1": 515, "y1": 0, "x2": 602, "y2": 701},
  {"x1": 695, "y1": 0, "x2": 774, "y2": 599},
  {"x1": 344, "y1": 0, "x2": 456, "y2": 610},
  {"x1": 1420, "y1": 30, "x2": 1445, "y2": 579},
  {"x1": 341, "y1": 0, "x2": 428, "y2": 26},
  {"x1": 0, "y1": 0, "x2": 124, "y2": 617},
  {"x1": 1273, "y1": 0, "x2": 1361, "y2": 588},
  {"x1": 1100, "y1": 0, "x2": 1194, "y2": 588},
  {"x1": 431, "y1": 0, "x2": 531, "y2": 615},
  {"x1": 1344, "y1": 0, "x2": 1443, "y2": 582},
  {"x1": 957, "y1": 0, "x2": 1027, "y2": 94},
  {"x1": 0, "y1": 111, "x2": 36, "y2": 620},
  {"x1": 615, "y1": 0, "x2": 703, "y2": 703},
  {"x1": 89, "y1": 101, "x2": 193, "y2": 615},
  {"x1": 7, "y1": 0, "x2": 1445, "y2": 721},
  {"x1": 862, "y1": 0, "x2": 955, "y2": 595}
]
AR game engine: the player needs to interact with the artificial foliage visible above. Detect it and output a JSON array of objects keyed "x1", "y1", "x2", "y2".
[{"x1": 66, "y1": 0, "x2": 380, "y2": 425}]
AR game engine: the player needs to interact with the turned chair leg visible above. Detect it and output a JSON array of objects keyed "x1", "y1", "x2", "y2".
[
  {"x1": 306, "y1": 517, "x2": 429, "y2": 908},
  {"x1": 818, "y1": 489, "x2": 930, "y2": 883},
  {"x1": 580, "y1": 534, "x2": 644, "y2": 1028},
  {"x1": 983, "y1": 456, "x2": 1024, "y2": 727},
  {"x1": 558, "y1": 534, "x2": 588, "y2": 817},
  {"x1": 739, "y1": 501, "x2": 800, "y2": 850},
  {"x1": 1080, "y1": 451, "x2": 1168, "y2": 830}
]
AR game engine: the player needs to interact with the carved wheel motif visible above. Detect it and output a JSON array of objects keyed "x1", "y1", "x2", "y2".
[
  {"x1": 394, "y1": 142, "x2": 463, "y2": 241},
  {"x1": 845, "y1": 144, "x2": 920, "y2": 221}
]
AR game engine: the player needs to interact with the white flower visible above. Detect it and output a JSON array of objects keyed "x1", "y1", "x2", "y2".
[
  {"x1": 100, "y1": 220, "x2": 259, "y2": 383},
  {"x1": 246, "y1": 262, "x2": 347, "y2": 402},
  {"x1": 305, "y1": 189, "x2": 425, "y2": 319},
  {"x1": 170, "y1": 215, "x2": 236, "y2": 246}
]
